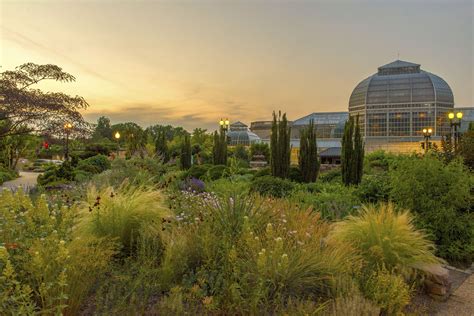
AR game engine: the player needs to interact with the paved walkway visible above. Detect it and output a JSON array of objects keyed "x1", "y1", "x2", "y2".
[
  {"x1": 0, "y1": 171, "x2": 40, "y2": 192},
  {"x1": 437, "y1": 274, "x2": 474, "y2": 316}
]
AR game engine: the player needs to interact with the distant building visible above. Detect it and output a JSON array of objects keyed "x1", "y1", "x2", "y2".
[
  {"x1": 247, "y1": 59, "x2": 472, "y2": 161},
  {"x1": 455, "y1": 107, "x2": 474, "y2": 133},
  {"x1": 227, "y1": 121, "x2": 261, "y2": 146},
  {"x1": 349, "y1": 60, "x2": 455, "y2": 152}
]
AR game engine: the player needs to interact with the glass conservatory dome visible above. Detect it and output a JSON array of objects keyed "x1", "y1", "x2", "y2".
[
  {"x1": 348, "y1": 60, "x2": 454, "y2": 137},
  {"x1": 227, "y1": 121, "x2": 261, "y2": 146}
]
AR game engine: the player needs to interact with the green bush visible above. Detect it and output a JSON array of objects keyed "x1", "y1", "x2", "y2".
[
  {"x1": 250, "y1": 175, "x2": 295, "y2": 198},
  {"x1": 253, "y1": 167, "x2": 271, "y2": 178},
  {"x1": 77, "y1": 154, "x2": 111, "y2": 174},
  {"x1": 389, "y1": 155, "x2": 473, "y2": 263},
  {"x1": 90, "y1": 158, "x2": 167, "y2": 189},
  {"x1": 318, "y1": 167, "x2": 341, "y2": 183},
  {"x1": 356, "y1": 173, "x2": 391, "y2": 203},
  {"x1": 292, "y1": 182, "x2": 360, "y2": 220},
  {"x1": 37, "y1": 162, "x2": 74, "y2": 188},
  {"x1": 207, "y1": 165, "x2": 227, "y2": 180},
  {"x1": 186, "y1": 164, "x2": 212, "y2": 180},
  {"x1": 288, "y1": 166, "x2": 303, "y2": 183},
  {"x1": 364, "y1": 150, "x2": 397, "y2": 172},
  {"x1": 0, "y1": 165, "x2": 17, "y2": 184}
]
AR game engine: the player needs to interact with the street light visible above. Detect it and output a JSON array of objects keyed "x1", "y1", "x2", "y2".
[
  {"x1": 422, "y1": 128, "x2": 432, "y2": 153},
  {"x1": 219, "y1": 118, "x2": 230, "y2": 132},
  {"x1": 64, "y1": 122, "x2": 73, "y2": 160},
  {"x1": 114, "y1": 131, "x2": 121, "y2": 158},
  {"x1": 448, "y1": 111, "x2": 463, "y2": 151}
]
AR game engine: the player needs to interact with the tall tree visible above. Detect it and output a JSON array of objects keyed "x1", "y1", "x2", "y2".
[
  {"x1": 212, "y1": 127, "x2": 228, "y2": 165},
  {"x1": 0, "y1": 63, "x2": 89, "y2": 138},
  {"x1": 341, "y1": 115, "x2": 364, "y2": 186},
  {"x1": 353, "y1": 115, "x2": 364, "y2": 184},
  {"x1": 270, "y1": 111, "x2": 291, "y2": 178},
  {"x1": 180, "y1": 133, "x2": 192, "y2": 170},
  {"x1": 154, "y1": 129, "x2": 169, "y2": 162},
  {"x1": 298, "y1": 119, "x2": 319, "y2": 182}
]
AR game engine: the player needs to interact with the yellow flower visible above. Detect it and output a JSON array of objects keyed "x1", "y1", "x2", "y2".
[{"x1": 202, "y1": 296, "x2": 213, "y2": 306}]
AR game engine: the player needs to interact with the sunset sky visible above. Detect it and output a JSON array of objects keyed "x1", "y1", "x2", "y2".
[{"x1": 1, "y1": 0, "x2": 472, "y2": 131}]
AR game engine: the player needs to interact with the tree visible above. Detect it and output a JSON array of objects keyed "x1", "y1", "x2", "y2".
[
  {"x1": 0, "y1": 63, "x2": 89, "y2": 138},
  {"x1": 270, "y1": 111, "x2": 291, "y2": 178},
  {"x1": 111, "y1": 122, "x2": 146, "y2": 158},
  {"x1": 191, "y1": 128, "x2": 209, "y2": 146},
  {"x1": 298, "y1": 119, "x2": 319, "y2": 182},
  {"x1": 180, "y1": 133, "x2": 192, "y2": 170},
  {"x1": 459, "y1": 128, "x2": 474, "y2": 170},
  {"x1": 212, "y1": 127, "x2": 228, "y2": 165},
  {"x1": 0, "y1": 134, "x2": 40, "y2": 169},
  {"x1": 353, "y1": 115, "x2": 364, "y2": 184},
  {"x1": 341, "y1": 115, "x2": 364, "y2": 186},
  {"x1": 154, "y1": 129, "x2": 169, "y2": 162},
  {"x1": 93, "y1": 116, "x2": 112, "y2": 140}
]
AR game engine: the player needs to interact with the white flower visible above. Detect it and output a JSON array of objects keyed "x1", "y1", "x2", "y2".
[
  {"x1": 275, "y1": 237, "x2": 282, "y2": 242},
  {"x1": 59, "y1": 240, "x2": 65, "y2": 245}
]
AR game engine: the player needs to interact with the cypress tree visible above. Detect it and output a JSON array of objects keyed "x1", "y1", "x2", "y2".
[
  {"x1": 270, "y1": 112, "x2": 279, "y2": 176},
  {"x1": 353, "y1": 115, "x2": 364, "y2": 184},
  {"x1": 341, "y1": 116, "x2": 354, "y2": 186},
  {"x1": 270, "y1": 111, "x2": 291, "y2": 178},
  {"x1": 341, "y1": 115, "x2": 364, "y2": 186},
  {"x1": 299, "y1": 119, "x2": 319, "y2": 182},
  {"x1": 180, "y1": 133, "x2": 192, "y2": 170},
  {"x1": 212, "y1": 127, "x2": 228, "y2": 165}
]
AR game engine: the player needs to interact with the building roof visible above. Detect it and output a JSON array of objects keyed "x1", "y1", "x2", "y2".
[
  {"x1": 349, "y1": 60, "x2": 454, "y2": 109},
  {"x1": 227, "y1": 129, "x2": 260, "y2": 145},
  {"x1": 378, "y1": 60, "x2": 420, "y2": 70},
  {"x1": 319, "y1": 147, "x2": 342, "y2": 157},
  {"x1": 292, "y1": 112, "x2": 348, "y2": 126},
  {"x1": 230, "y1": 121, "x2": 248, "y2": 128}
]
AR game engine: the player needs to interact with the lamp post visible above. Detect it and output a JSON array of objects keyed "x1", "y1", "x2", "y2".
[
  {"x1": 219, "y1": 118, "x2": 230, "y2": 132},
  {"x1": 422, "y1": 128, "x2": 432, "y2": 153},
  {"x1": 64, "y1": 122, "x2": 73, "y2": 160},
  {"x1": 448, "y1": 111, "x2": 463, "y2": 151},
  {"x1": 219, "y1": 118, "x2": 230, "y2": 145},
  {"x1": 114, "y1": 131, "x2": 121, "y2": 158}
]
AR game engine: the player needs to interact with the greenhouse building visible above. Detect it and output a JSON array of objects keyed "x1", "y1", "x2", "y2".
[{"x1": 349, "y1": 60, "x2": 455, "y2": 151}]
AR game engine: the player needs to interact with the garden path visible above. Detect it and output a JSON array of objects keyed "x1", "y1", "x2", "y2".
[
  {"x1": 437, "y1": 273, "x2": 474, "y2": 316},
  {"x1": 0, "y1": 171, "x2": 39, "y2": 192}
]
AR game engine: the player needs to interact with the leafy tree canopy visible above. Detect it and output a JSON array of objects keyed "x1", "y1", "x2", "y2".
[{"x1": 0, "y1": 63, "x2": 89, "y2": 138}]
